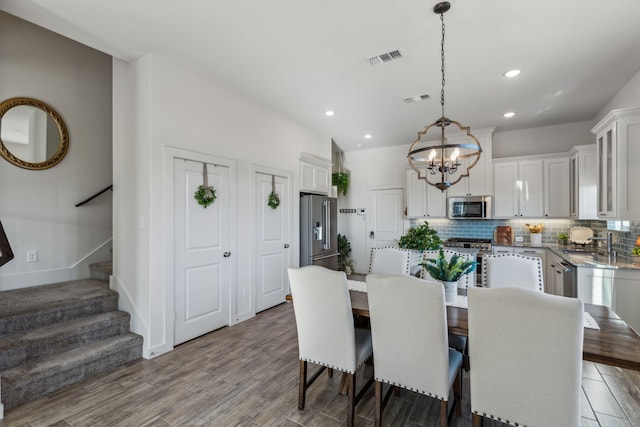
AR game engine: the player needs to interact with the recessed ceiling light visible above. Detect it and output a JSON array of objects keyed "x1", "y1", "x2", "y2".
[
  {"x1": 325, "y1": 110, "x2": 335, "y2": 116},
  {"x1": 364, "y1": 134, "x2": 372, "y2": 139},
  {"x1": 357, "y1": 143, "x2": 364, "y2": 148},
  {"x1": 503, "y1": 112, "x2": 515, "y2": 118},
  {"x1": 503, "y1": 69, "x2": 521, "y2": 78}
]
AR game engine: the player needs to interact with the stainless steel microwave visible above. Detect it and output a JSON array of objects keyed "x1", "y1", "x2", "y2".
[{"x1": 447, "y1": 196, "x2": 492, "y2": 219}]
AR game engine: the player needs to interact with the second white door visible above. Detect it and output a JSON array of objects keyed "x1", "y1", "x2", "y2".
[{"x1": 255, "y1": 172, "x2": 291, "y2": 312}]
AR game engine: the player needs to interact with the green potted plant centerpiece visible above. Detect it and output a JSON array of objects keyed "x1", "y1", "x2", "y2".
[{"x1": 422, "y1": 248, "x2": 477, "y2": 303}]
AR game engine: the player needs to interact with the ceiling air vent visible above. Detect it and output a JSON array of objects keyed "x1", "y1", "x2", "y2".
[
  {"x1": 367, "y1": 49, "x2": 403, "y2": 66},
  {"x1": 403, "y1": 94, "x2": 431, "y2": 103}
]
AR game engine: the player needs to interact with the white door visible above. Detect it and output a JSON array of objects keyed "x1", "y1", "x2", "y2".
[
  {"x1": 366, "y1": 188, "x2": 404, "y2": 256},
  {"x1": 174, "y1": 158, "x2": 230, "y2": 344},
  {"x1": 255, "y1": 172, "x2": 291, "y2": 312}
]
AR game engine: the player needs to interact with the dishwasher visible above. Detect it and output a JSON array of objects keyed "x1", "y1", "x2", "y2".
[{"x1": 557, "y1": 260, "x2": 577, "y2": 298}]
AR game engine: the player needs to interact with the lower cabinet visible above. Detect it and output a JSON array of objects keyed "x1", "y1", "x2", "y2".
[{"x1": 577, "y1": 267, "x2": 640, "y2": 333}]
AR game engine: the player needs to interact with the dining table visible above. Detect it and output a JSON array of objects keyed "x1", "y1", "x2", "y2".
[{"x1": 286, "y1": 282, "x2": 640, "y2": 372}]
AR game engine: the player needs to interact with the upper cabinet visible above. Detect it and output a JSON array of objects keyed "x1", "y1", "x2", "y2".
[
  {"x1": 543, "y1": 157, "x2": 570, "y2": 218},
  {"x1": 493, "y1": 159, "x2": 544, "y2": 218},
  {"x1": 591, "y1": 107, "x2": 640, "y2": 220},
  {"x1": 447, "y1": 128, "x2": 494, "y2": 197},
  {"x1": 299, "y1": 153, "x2": 331, "y2": 195},
  {"x1": 406, "y1": 169, "x2": 447, "y2": 218},
  {"x1": 569, "y1": 144, "x2": 598, "y2": 220},
  {"x1": 493, "y1": 154, "x2": 570, "y2": 219}
]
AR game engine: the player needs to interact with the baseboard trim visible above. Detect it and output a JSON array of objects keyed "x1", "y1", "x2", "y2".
[{"x1": 0, "y1": 239, "x2": 113, "y2": 291}]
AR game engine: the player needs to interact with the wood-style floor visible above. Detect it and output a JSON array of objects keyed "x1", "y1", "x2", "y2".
[{"x1": 2, "y1": 302, "x2": 639, "y2": 426}]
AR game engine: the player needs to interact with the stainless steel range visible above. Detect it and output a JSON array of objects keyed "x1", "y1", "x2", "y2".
[
  {"x1": 443, "y1": 238, "x2": 492, "y2": 253},
  {"x1": 443, "y1": 238, "x2": 493, "y2": 286}
]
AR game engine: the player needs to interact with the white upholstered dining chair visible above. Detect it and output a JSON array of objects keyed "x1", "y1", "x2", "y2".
[
  {"x1": 366, "y1": 274, "x2": 463, "y2": 427},
  {"x1": 481, "y1": 253, "x2": 543, "y2": 291},
  {"x1": 467, "y1": 287, "x2": 584, "y2": 427},
  {"x1": 287, "y1": 266, "x2": 373, "y2": 427},
  {"x1": 368, "y1": 247, "x2": 411, "y2": 276},
  {"x1": 421, "y1": 249, "x2": 475, "y2": 368}
]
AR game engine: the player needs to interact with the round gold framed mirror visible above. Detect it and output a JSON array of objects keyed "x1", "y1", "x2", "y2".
[{"x1": 0, "y1": 97, "x2": 69, "y2": 170}]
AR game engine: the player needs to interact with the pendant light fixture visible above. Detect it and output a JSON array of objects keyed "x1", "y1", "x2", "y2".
[{"x1": 407, "y1": 1, "x2": 481, "y2": 192}]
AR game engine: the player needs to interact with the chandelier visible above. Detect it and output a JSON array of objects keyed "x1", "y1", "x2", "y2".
[{"x1": 407, "y1": 1, "x2": 481, "y2": 192}]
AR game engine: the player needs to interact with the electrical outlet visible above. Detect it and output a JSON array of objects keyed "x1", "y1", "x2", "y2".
[{"x1": 27, "y1": 250, "x2": 38, "y2": 263}]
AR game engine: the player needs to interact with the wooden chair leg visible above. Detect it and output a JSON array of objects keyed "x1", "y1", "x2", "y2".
[
  {"x1": 374, "y1": 381, "x2": 382, "y2": 427},
  {"x1": 439, "y1": 400, "x2": 447, "y2": 427},
  {"x1": 472, "y1": 413, "x2": 483, "y2": 427},
  {"x1": 298, "y1": 360, "x2": 307, "y2": 410},
  {"x1": 454, "y1": 368, "x2": 462, "y2": 416},
  {"x1": 328, "y1": 368, "x2": 334, "y2": 378},
  {"x1": 347, "y1": 373, "x2": 356, "y2": 427}
]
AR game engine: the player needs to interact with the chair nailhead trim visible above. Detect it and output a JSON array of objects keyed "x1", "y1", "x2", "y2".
[
  {"x1": 473, "y1": 410, "x2": 525, "y2": 427},
  {"x1": 376, "y1": 378, "x2": 445, "y2": 401}
]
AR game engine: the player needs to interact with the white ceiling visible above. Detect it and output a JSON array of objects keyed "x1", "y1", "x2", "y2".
[{"x1": 3, "y1": 0, "x2": 640, "y2": 152}]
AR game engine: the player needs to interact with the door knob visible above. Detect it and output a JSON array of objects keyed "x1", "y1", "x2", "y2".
[
  {"x1": 223, "y1": 251, "x2": 231, "y2": 257},
  {"x1": 284, "y1": 244, "x2": 289, "y2": 248}
]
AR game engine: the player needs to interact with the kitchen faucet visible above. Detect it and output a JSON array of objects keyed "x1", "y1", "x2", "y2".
[{"x1": 590, "y1": 232, "x2": 613, "y2": 255}]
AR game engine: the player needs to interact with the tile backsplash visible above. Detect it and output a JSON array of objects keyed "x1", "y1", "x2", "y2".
[{"x1": 410, "y1": 218, "x2": 640, "y2": 256}]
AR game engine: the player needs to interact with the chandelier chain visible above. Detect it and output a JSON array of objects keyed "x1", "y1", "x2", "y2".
[{"x1": 440, "y1": 10, "x2": 445, "y2": 118}]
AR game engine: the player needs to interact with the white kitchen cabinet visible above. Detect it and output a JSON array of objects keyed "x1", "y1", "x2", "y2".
[
  {"x1": 543, "y1": 156, "x2": 570, "y2": 218},
  {"x1": 492, "y1": 246, "x2": 513, "y2": 255},
  {"x1": 577, "y1": 267, "x2": 614, "y2": 308},
  {"x1": 405, "y1": 169, "x2": 446, "y2": 218},
  {"x1": 299, "y1": 154, "x2": 331, "y2": 195},
  {"x1": 591, "y1": 107, "x2": 640, "y2": 220},
  {"x1": 447, "y1": 128, "x2": 494, "y2": 197},
  {"x1": 493, "y1": 159, "x2": 543, "y2": 218},
  {"x1": 577, "y1": 266, "x2": 640, "y2": 333},
  {"x1": 569, "y1": 144, "x2": 598, "y2": 220}
]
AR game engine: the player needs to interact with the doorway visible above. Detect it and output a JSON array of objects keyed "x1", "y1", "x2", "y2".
[
  {"x1": 173, "y1": 157, "x2": 232, "y2": 345},
  {"x1": 366, "y1": 188, "x2": 405, "y2": 260},
  {"x1": 254, "y1": 169, "x2": 292, "y2": 312}
]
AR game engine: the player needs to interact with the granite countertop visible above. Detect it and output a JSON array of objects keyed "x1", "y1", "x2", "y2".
[{"x1": 495, "y1": 242, "x2": 640, "y2": 270}]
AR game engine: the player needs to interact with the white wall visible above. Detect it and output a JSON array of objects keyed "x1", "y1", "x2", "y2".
[
  {"x1": 492, "y1": 121, "x2": 593, "y2": 158},
  {"x1": 340, "y1": 145, "x2": 410, "y2": 273},
  {"x1": 0, "y1": 12, "x2": 113, "y2": 290},
  {"x1": 113, "y1": 54, "x2": 331, "y2": 358},
  {"x1": 594, "y1": 68, "x2": 640, "y2": 124}
]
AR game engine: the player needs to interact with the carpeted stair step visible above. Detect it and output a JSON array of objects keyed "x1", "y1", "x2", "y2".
[
  {"x1": 0, "y1": 279, "x2": 117, "y2": 338},
  {"x1": 89, "y1": 261, "x2": 113, "y2": 282},
  {"x1": 0, "y1": 311, "x2": 132, "y2": 371},
  {"x1": 1, "y1": 333, "x2": 143, "y2": 410}
]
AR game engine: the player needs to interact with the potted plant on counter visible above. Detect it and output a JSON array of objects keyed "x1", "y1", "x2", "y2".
[
  {"x1": 422, "y1": 248, "x2": 477, "y2": 303},
  {"x1": 398, "y1": 222, "x2": 443, "y2": 275},
  {"x1": 558, "y1": 233, "x2": 569, "y2": 245}
]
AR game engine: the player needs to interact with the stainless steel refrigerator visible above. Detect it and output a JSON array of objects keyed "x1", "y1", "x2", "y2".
[{"x1": 300, "y1": 194, "x2": 338, "y2": 269}]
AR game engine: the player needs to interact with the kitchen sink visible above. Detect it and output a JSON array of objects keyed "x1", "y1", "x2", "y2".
[{"x1": 560, "y1": 248, "x2": 605, "y2": 256}]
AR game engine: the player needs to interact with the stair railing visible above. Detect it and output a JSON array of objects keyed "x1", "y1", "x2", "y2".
[
  {"x1": 75, "y1": 185, "x2": 113, "y2": 207},
  {"x1": 0, "y1": 220, "x2": 14, "y2": 268}
]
